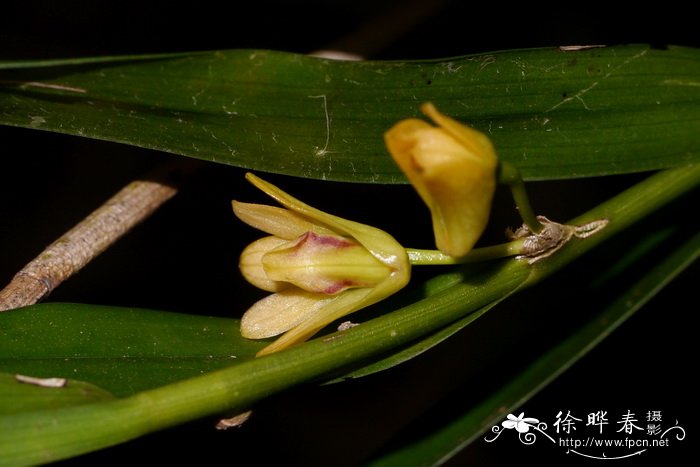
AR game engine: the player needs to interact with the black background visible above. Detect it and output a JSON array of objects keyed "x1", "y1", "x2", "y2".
[{"x1": 1, "y1": 1, "x2": 696, "y2": 465}]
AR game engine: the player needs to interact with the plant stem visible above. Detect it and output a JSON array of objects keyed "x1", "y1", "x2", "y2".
[
  {"x1": 0, "y1": 163, "x2": 185, "y2": 312},
  {"x1": 406, "y1": 239, "x2": 526, "y2": 265},
  {"x1": 499, "y1": 161, "x2": 543, "y2": 233}
]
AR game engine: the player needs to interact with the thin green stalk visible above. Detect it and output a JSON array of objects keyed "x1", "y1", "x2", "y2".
[
  {"x1": 1, "y1": 165, "x2": 698, "y2": 466},
  {"x1": 499, "y1": 161, "x2": 543, "y2": 233},
  {"x1": 406, "y1": 239, "x2": 525, "y2": 265}
]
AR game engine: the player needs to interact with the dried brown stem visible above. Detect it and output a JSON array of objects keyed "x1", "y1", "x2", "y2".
[{"x1": 0, "y1": 164, "x2": 185, "y2": 311}]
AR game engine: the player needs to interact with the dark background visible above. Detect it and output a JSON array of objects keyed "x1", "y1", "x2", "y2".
[{"x1": 1, "y1": 1, "x2": 696, "y2": 465}]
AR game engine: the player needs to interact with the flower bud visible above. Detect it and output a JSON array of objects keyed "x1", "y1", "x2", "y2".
[{"x1": 385, "y1": 102, "x2": 498, "y2": 257}]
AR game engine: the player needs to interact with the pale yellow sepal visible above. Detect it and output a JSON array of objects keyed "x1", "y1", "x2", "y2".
[
  {"x1": 232, "y1": 202, "x2": 335, "y2": 239},
  {"x1": 384, "y1": 102, "x2": 498, "y2": 257},
  {"x1": 233, "y1": 173, "x2": 411, "y2": 355},
  {"x1": 255, "y1": 287, "x2": 374, "y2": 355},
  {"x1": 241, "y1": 289, "x2": 334, "y2": 339}
]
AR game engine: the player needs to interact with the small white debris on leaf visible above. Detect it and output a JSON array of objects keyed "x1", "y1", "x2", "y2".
[
  {"x1": 15, "y1": 374, "x2": 67, "y2": 388},
  {"x1": 558, "y1": 45, "x2": 606, "y2": 51},
  {"x1": 308, "y1": 50, "x2": 364, "y2": 61},
  {"x1": 337, "y1": 321, "x2": 360, "y2": 331}
]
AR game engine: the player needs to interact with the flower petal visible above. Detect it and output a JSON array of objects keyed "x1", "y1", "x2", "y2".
[
  {"x1": 382, "y1": 118, "x2": 436, "y2": 205},
  {"x1": 240, "y1": 289, "x2": 334, "y2": 339},
  {"x1": 428, "y1": 149, "x2": 496, "y2": 256},
  {"x1": 232, "y1": 201, "x2": 334, "y2": 240},
  {"x1": 420, "y1": 102, "x2": 498, "y2": 167},
  {"x1": 256, "y1": 287, "x2": 374, "y2": 355}
]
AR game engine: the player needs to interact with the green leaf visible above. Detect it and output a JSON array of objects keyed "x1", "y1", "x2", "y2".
[
  {"x1": 369, "y1": 228, "x2": 700, "y2": 466},
  {"x1": 0, "y1": 165, "x2": 696, "y2": 466},
  {"x1": 0, "y1": 304, "x2": 265, "y2": 397},
  {"x1": 0, "y1": 373, "x2": 114, "y2": 415},
  {"x1": 2, "y1": 45, "x2": 699, "y2": 182}
]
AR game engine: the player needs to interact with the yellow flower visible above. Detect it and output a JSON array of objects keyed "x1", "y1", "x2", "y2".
[
  {"x1": 384, "y1": 102, "x2": 498, "y2": 258},
  {"x1": 233, "y1": 173, "x2": 410, "y2": 355}
]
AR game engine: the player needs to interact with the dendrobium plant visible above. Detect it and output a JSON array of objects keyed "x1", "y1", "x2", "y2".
[{"x1": 233, "y1": 173, "x2": 410, "y2": 355}]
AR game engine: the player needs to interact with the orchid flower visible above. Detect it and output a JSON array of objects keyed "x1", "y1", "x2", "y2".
[
  {"x1": 384, "y1": 102, "x2": 498, "y2": 258},
  {"x1": 233, "y1": 173, "x2": 410, "y2": 355}
]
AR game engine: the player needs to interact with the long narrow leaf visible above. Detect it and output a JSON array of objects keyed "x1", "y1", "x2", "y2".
[
  {"x1": 2, "y1": 46, "x2": 699, "y2": 182},
  {"x1": 0, "y1": 305, "x2": 264, "y2": 397}
]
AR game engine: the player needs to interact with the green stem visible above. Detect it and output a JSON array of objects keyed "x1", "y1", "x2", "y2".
[
  {"x1": 406, "y1": 239, "x2": 526, "y2": 265},
  {"x1": 499, "y1": 161, "x2": 543, "y2": 233}
]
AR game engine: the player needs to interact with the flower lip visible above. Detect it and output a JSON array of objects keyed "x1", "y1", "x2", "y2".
[
  {"x1": 260, "y1": 231, "x2": 392, "y2": 295},
  {"x1": 239, "y1": 236, "x2": 290, "y2": 292},
  {"x1": 295, "y1": 231, "x2": 355, "y2": 249}
]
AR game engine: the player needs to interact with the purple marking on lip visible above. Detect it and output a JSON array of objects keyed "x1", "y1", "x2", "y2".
[
  {"x1": 323, "y1": 279, "x2": 357, "y2": 295},
  {"x1": 299, "y1": 231, "x2": 356, "y2": 249}
]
